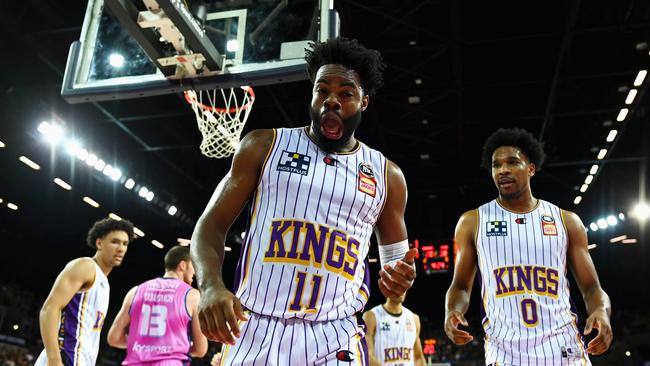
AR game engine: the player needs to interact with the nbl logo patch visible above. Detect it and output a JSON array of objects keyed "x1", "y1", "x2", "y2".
[
  {"x1": 541, "y1": 214, "x2": 558, "y2": 236},
  {"x1": 277, "y1": 150, "x2": 311, "y2": 176},
  {"x1": 358, "y1": 162, "x2": 377, "y2": 197},
  {"x1": 486, "y1": 221, "x2": 508, "y2": 236}
]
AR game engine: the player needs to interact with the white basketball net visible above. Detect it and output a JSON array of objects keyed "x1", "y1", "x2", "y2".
[{"x1": 185, "y1": 86, "x2": 255, "y2": 158}]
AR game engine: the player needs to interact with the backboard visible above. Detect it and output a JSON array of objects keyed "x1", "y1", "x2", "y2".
[{"x1": 62, "y1": 0, "x2": 339, "y2": 103}]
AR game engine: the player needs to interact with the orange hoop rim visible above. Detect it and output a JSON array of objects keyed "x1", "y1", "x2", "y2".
[{"x1": 184, "y1": 86, "x2": 256, "y2": 114}]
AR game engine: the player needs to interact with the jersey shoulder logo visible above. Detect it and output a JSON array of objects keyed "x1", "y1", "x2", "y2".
[
  {"x1": 486, "y1": 220, "x2": 508, "y2": 236},
  {"x1": 277, "y1": 150, "x2": 311, "y2": 176},
  {"x1": 541, "y1": 214, "x2": 558, "y2": 236},
  {"x1": 358, "y1": 162, "x2": 377, "y2": 197},
  {"x1": 405, "y1": 317, "x2": 415, "y2": 332}
]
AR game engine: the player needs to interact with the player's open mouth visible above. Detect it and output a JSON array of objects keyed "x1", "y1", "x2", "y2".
[{"x1": 320, "y1": 112, "x2": 343, "y2": 140}]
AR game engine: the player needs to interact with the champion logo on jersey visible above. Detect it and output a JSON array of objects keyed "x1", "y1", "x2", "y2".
[
  {"x1": 486, "y1": 221, "x2": 508, "y2": 236},
  {"x1": 541, "y1": 214, "x2": 558, "y2": 236},
  {"x1": 358, "y1": 162, "x2": 377, "y2": 197},
  {"x1": 515, "y1": 217, "x2": 527, "y2": 224},
  {"x1": 277, "y1": 150, "x2": 311, "y2": 176},
  {"x1": 336, "y1": 350, "x2": 354, "y2": 362}
]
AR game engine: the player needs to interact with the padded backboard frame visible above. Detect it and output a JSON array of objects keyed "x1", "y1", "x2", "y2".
[{"x1": 62, "y1": 0, "x2": 339, "y2": 103}]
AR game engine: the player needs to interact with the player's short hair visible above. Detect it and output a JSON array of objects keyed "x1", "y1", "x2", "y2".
[
  {"x1": 305, "y1": 37, "x2": 386, "y2": 96},
  {"x1": 481, "y1": 128, "x2": 546, "y2": 170},
  {"x1": 86, "y1": 218, "x2": 134, "y2": 249},
  {"x1": 164, "y1": 246, "x2": 191, "y2": 271}
]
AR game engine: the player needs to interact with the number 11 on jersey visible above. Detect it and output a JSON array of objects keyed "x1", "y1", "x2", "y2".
[{"x1": 289, "y1": 272, "x2": 323, "y2": 313}]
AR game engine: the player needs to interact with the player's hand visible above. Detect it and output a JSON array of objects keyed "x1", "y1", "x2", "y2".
[
  {"x1": 444, "y1": 310, "x2": 474, "y2": 345},
  {"x1": 210, "y1": 352, "x2": 223, "y2": 366},
  {"x1": 198, "y1": 285, "x2": 248, "y2": 345},
  {"x1": 378, "y1": 248, "x2": 418, "y2": 298},
  {"x1": 584, "y1": 309, "x2": 612, "y2": 355}
]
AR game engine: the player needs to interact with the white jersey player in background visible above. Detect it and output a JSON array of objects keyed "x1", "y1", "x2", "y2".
[
  {"x1": 191, "y1": 37, "x2": 417, "y2": 366},
  {"x1": 444, "y1": 128, "x2": 612, "y2": 365},
  {"x1": 35, "y1": 218, "x2": 134, "y2": 366},
  {"x1": 363, "y1": 294, "x2": 425, "y2": 366}
]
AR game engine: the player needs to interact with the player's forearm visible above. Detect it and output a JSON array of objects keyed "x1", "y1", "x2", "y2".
[
  {"x1": 583, "y1": 285, "x2": 611, "y2": 316},
  {"x1": 191, "y1": 217, "x2": 227, "y2": 290},
  {"x1": 39, "y1": 305, "x2": 63, "y2": 361},
  {"x1": 445, "y1": 285, "x2": 471, "y2": 315},
  {"x1": 415, "y1": 355, "x2": 426, "y2": 366},
  {"x1": 107, "y1": 326, "x2": 128, "y2": 349}
]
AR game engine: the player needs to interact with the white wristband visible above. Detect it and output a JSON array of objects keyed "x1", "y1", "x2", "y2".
[{"x1": 379, "y1": 240, "x2": 410, "y2": 268}]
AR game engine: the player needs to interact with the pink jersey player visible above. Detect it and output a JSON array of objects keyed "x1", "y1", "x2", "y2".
[
  {"x1": 123, "y1": 277, "x2": 192, "y2": 364},
  {"x1": 108, "y1": 246, "x2": 208, "y2": 365}
]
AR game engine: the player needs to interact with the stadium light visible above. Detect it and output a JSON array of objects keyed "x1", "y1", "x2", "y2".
[
  {"x1": 596, "y1": 218, "x2": 608, "y2": 229},
  {"x1": 631, "y1": 202, "x2": 650, "y2": 221}
]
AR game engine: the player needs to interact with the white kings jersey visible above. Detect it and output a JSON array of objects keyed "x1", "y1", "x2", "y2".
[
  {"x1": 476, "y1": 199, "x2": 590, "y2": 366},
  {"x1": 233, "y1": 127, "x2": 388, "y2": 321},
  {"x1": 370, "y1": 305, "x2": 417, "y2": 366},
  {"x1": 35, "y1": 259, "x2": 110, "y2": 366}
]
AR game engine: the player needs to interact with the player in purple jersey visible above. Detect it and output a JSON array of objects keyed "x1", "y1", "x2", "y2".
[
  {"x1": 192, "y1": 37, "x2": 417, "y2": 365},
  {"x1": 445, "y1": 128, "x2": 612, "y2": 364},
  {"x1": 107, "y1": 246, "x2": 208, "y2": 365},
  {"x1": 36, "y1": 218, "x2": 134, "y2": 366}
]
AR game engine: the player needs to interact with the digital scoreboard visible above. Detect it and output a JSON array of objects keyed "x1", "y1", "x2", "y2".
[{"x1": 412, "y1": 239, "x2": 455, "y2": 274}]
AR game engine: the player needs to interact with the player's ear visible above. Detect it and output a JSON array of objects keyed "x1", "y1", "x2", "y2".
[
  {"x1": 178, "y1": 260, "x2": 187, "y2": 271},
  {"x1": 528, "y1": 163, "x2": 536, "y2": 177},
  {"x1": 361, "y1": 94, "x2": 369, "y2": 111},
  {"x1": 95, "y1": 238, "x2": 102, "y2": 250}
]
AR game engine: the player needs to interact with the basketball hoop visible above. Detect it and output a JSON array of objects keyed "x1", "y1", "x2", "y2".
[{"x1": 184, "y1": 86, "x2": 256, "y2": 158}]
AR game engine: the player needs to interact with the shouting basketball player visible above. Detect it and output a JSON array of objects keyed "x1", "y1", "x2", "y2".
[
  {"x1": 35, "y1": 218, "x2": 134, "y2": 366},
  {"x1": 191, "y1": 37, "x2": 417, "y2": 365},
  {"x1": 444, "y1": 128, "x2": 612, "y2": 365},
  {"x1": 107, "y1": 245, "x2": 208, "y2": 364}
]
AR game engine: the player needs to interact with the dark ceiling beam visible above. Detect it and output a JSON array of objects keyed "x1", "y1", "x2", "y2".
[
  {"x1": 344, "y1": 0, "x2": 447, "y2": 42},
  {"x1": 465, "y1": 22, "x2": 650, "y2": 45},
  {"x1": 450, "y1": 0, "x2": 464, "y2": 159},
  {"x1": 539, "y1": 0, "x2": 581, "y2": 142},
  {"x1": 31, "y1": 26, "x2": 82, "y2": 35},
  {"x1": 384, "y1": 47, "x2": 448, "y2": 85},
  {"x1": 545, "y1": 156, "x2": 648, "y2": 168},
  {"x1": 101, "y1": 111, "x2": 190, "y2": 123},
  {"x1": 140, "y1": 144, "x2": 196, "y2": 152},
  {"x1": 267, "y1": 86, "x2": 296, "y2": 127},
  {"x1": 371, "y1": 0, "x2": 436, "y2": 40},
  {"x1": 394, "y1": 89, "x2": 456, "y2": 120},
  {"x1": 379, "y1": 45, "x2": 446, "y2": 54}
]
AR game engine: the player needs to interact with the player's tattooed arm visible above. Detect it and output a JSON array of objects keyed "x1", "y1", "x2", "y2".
[
  {"x1": 39, "y1": 258, "x2": 96, "y2": 365},
  {"x1": 362, "y1": 311, "x2": 382, "y2": 366},
  {"x1": 444, "y1": 210, "x2": 478, "y2": 345},
  {"x1": 375, "y1": 160, "x2": 418, "y2": 298},
  {"x1": 564, "y1": 210, "x2": 612, "y2": 355},
  {"x1": 107, "y1": 286, "x2": 138, "y2": 349},
  {"x1": 191, "y1": 129, "x2": 273, "y2": 344}
]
